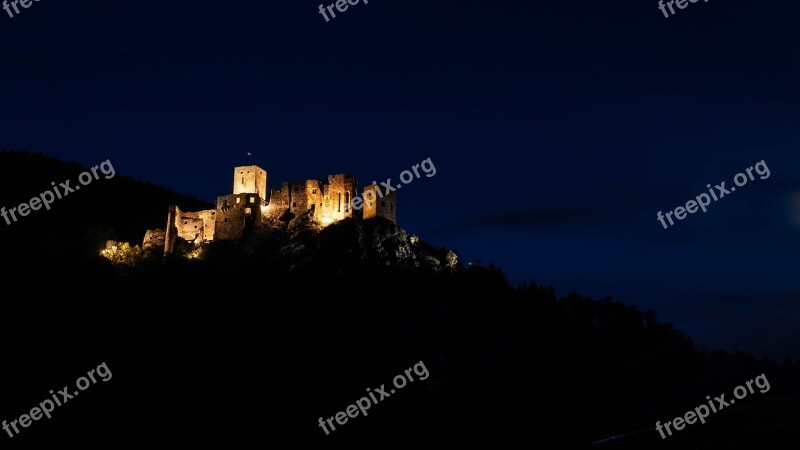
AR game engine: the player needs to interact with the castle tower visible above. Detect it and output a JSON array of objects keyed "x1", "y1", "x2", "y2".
[
  {"x1": 233, "y1": 165, "x2": 267, "y2": 197},
  {"x1": 363, "y1": 183, "x2": 396, "y2": 223},
  {"x1": 319, "y1": 174, "x2": 357, "y2": 224}
]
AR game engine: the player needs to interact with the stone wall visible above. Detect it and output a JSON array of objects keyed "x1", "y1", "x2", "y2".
[
  {"x1": 320, "y1": 174, "x2": 357, "y2": 224},
  {"x1": 175, "y1": 210, "x2": 204, "y2": 243},
  {"x1": 142, "y1": 229, "x2": 165, "y2": 251},
  {"x1": 198, "y1": 209, "x2": 216, "y2": 241},
  {"x1": 264, "y1": 182, "x2": 290, "y2": 219},
  {"x1": 214, "y1": 193, "x2": 262, "y2": 240},
  {"x1": 363, "y1": 183, "x2": 396, "y2": 224},
  {"x1": 377, "y1": 190, "x2": 396, "y2": 223},
  {"x1": 165, "y1": 205, "x2": 179, "y2": 254},
  {"x1": 287, "y1": 179, "x2": 325, "y2": 217}
]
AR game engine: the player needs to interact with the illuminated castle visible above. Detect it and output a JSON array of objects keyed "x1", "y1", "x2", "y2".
[{"x1": 155, "y1": 165, "x2": 396, "y2": 254}]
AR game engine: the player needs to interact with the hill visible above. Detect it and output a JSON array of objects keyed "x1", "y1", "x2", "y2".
[{"x1": 0, "y1": 150, "x2": 797, "y2": 448}]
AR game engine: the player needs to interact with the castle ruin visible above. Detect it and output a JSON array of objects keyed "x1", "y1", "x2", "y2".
[{"x1": 155, "y1": 165, "x2": 396, "y2": 254}]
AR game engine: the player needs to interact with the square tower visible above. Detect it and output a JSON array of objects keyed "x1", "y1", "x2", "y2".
[
  {"x1": 363, "y1": 183, "x2": 396, "y2": 224},
  {"x1": 233, "y1": 165, "x2": 267, "y2": 197}
]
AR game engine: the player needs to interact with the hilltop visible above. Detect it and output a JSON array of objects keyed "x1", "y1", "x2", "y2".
[{"x1": 0, "y1": 150, "x2": 798, "y2": 448}]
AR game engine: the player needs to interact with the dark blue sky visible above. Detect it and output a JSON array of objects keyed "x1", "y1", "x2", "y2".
[{"x1": 1, "y1": 0, "x2": 799, "y2": 359}]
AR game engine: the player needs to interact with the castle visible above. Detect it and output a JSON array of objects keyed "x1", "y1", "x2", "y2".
[{"x1": 147, "y1": 165, "x2": 396, "y2": 254}]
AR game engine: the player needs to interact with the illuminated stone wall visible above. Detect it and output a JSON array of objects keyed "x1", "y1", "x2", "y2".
[
  {"x1": 319, "y1": 174, "x2": 357, "y2": 224},
  {"x1": 214, "y1": 193, "x2": 261, "y2": 240},
  {"x1": 287, "y1": 179, "x2": 324, "y2": 216},
  {"x1": 163, "y1": 205, "x2": 217, "y2": 254},
  {"x1": 264, "y1": 182, "x2": 290, "y2": 219},
  {"x1": 266, "y1": 175, "x2": 357, "y2": 225},
  {"x1": 197, "y1": 210, "x2": 216, "y2": 241},
  {"x1": 142, "y1": 229, "x2": 165, "y2": 251},
  {"x1": 164, "y1": 205, "x2": 179, "y2": 254},
  {"x1": 175, "y1": 211, "x2": 204, "y2": 243}
]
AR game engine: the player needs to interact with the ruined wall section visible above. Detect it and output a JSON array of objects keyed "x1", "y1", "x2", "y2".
[
  {"x1": 175, "y1": 211, "x2": 204, "y2": 243},
  {"x1": 286, "y1": 179, "x2": 324, "y2": 216},
  {"x1": 165, "y1": 205, "x2": 179, "y2": 254},
  {"x1": 215, "y1": 193, "x2": 262, "y2": 240},
  {"x1": 143, "y1": 229, "x2": 165, "y2": 252},
  {"x1": 264, "y1": 182, "x2": 289, "y2": 219},
  {"x1": 305, "y1": 179, "x2": 324, "y2": 217},
  {"x1": 197, "y1": 210, "x2": 216, "y2": 241},
  {"x1": 320, "y1": 174, "x2": 357, "y2": 223}
]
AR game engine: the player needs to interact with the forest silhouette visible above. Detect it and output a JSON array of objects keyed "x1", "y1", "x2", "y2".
[{"x1": 1, "y1": 151, "x2": 797, "y2": 448}]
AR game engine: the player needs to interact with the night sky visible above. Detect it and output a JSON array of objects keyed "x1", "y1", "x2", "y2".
[{"x1": 1, "y1": 0, "x2": 799, "y2": 359}]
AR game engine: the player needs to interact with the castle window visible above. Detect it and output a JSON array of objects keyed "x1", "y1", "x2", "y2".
[
  {"x1": 245, "y1": 208, "x2": 251, "y2": 214},
  {"x1": 224, "y1": 218, "x2": 228, "y2": 222},
  {"x1": 345, "y1": 192, "x2": 350, "y2": 212},
  {"x1": 390, "y1": 203, "x2": 393, "y2": 211},
  {"x1": 236, "y1": 197, "x2": 241, "y2": 204},
  {"x1": 194, "y1": 225, "x2": 198, "y2": 229},
  {"x1": 212, "y1": 212, "x2": 215, "y2": 215},
  {"x1": 337, "y1": 192, "x2": 341, "y2": 212},
  {"x1": 250, "y1": 197, "x2": 255, "y2": 204},
  {"x1": 241, "y1": 177, "x2": 244, "y2": 184},
  {"x1": 312, "y1": 188, "x2": 317, "y2": 194},
  {"x1": 292, "y1": 202, "x2": 296, "y2": 207},
  {"x1": 184, "y1": 221, "x2": 188, "y2": 225}
]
